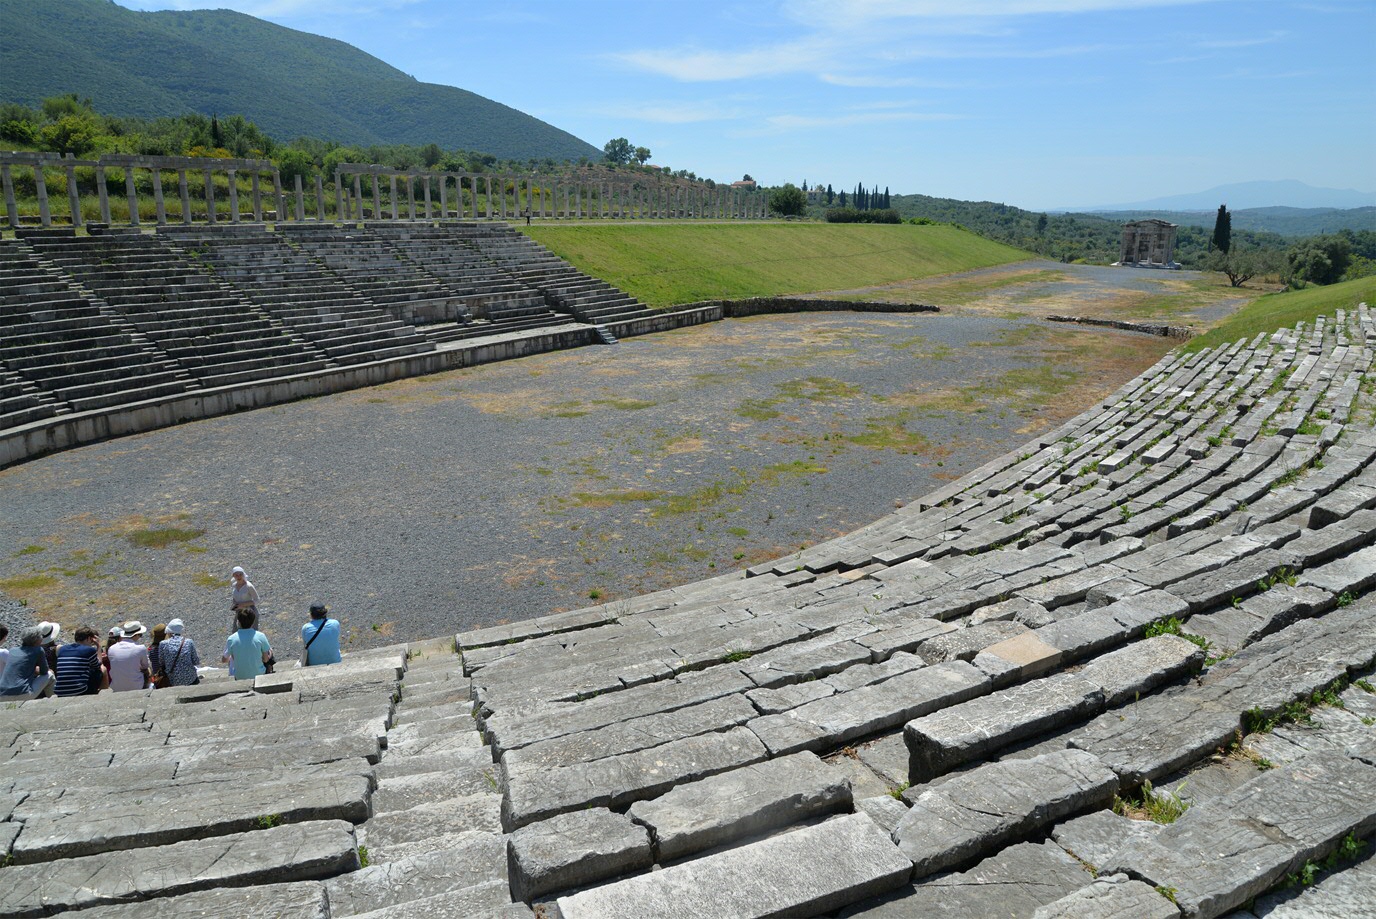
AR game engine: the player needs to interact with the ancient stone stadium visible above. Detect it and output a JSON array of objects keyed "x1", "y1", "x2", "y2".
[{"x1": 2, "y1": 160, "x2": 1375, "y2": 918}]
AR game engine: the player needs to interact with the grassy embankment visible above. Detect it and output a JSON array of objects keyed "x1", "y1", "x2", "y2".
[
  {"x1": 522, "y1": 223, "x2": 1030, "y2": 308},
  {"x1": 1184, "y1": 275, "x2": 1376, "y2": 352}
]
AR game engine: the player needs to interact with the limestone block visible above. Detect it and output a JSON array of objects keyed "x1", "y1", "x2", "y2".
[
  {"x1": 747, "y1": 712, "x2": 832, "y2": 756},
  {"x1": 502, "y1": 726, "x2": 768, "y2": 830},
  {"x1": 855, "y1": 794, "x2": 911, "y2": 835},
  {"x1": 904, "y1": 675, "x2": 1104, "y2": 783},
  {"x1": 362, "y1": 795, "x2": 504, "y2": 848},
  {"x1": 973, "y1": 631, "x2": 1064, "y2": 681},
  {"x1": 837, "y1": 841, "x2": 1091, "y2": 919},
  {"x1": 856, "y1": 618, "x2": 959, "y2": 661},
  {"x1": 894, "y1": 749, "x2": 1117, "y2": 879},
  {"x1": 507, "y1": 808, "x2": 652, "y2": 901},
  {"x1": 0, "y1": 820, "x2": 358, "y2": 917},
  {"x1": 746, "y1": 679, "x2": 835, "y2": 714},
  {"x1": 1031, "y1": 874, "x2": 1181, "y2": 919},
  {"x1": 1298, "y1": 545, "x2": 1376, "y2": 596},
  {"x1": 1068, "y1": 692, "x2": 1241, "y2": 785},
  {"x1": 557, "y1": 813, "x2": 912, "y2": 919},
  {"x1": 1248, "y1": 848, "x2": 1376, "y2": 918},
  {"x1": 1075, "y1": 634, "x2": 1204, "y2": 706},
  {"x1": 627, "y1": 751, "x2": 852, "y2": 861},
  {"x1": 62, "y1": 882, "x2": 328, "y2": 919},
  {"x1": 907, "y1": 622, "x2": 1030, "y2": 665},
  {"x1": 10, "y1": 772, "x2": 372, "y2": 863},
  {"x1": 1034, "y1": 610, "x2": 1129, "y2": 660},
  {"x1": 823, "y1": 651, "x2": 926, "y2": 692},
  {"x1": 776, "y1": 660, "x2": 991, "y2": 749},
  {"x1": 1052, "y1": 809, "x2": 1163, "y2": 869},
  {"x1": 324, "y1": 832, "x2": 507, "y2": 917},
  {"x1": 501, "y1": 694, "x2": 758, "y2": 772},
  {"x1": 345, "y1": 884, "x2": 530, "y2": 919}
]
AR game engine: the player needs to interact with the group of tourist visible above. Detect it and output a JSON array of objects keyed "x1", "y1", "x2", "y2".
[{"x1": 0, "y1": 565, "x2": 343, "y2": 700}]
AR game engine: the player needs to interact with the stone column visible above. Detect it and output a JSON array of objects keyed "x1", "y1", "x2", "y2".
[
  {"x1": 121, "y1": 167, "x2": 138, "y2": 226},
  {"x1": 406, "y1": 174, "x2": 416, "y2": 219},
  {"x1": 294, "y1": 174, "x2": 305, "y2": 221},
  {"x1": 95, "y1": 165, "x2": 111, "y2": 224},
  {"x1": 178, "y1": 169, "x2": 191, "y2": 223},
  {"x1": 227, "y1": 169, "x2": 240, "y2": 223},
  {"x1": 66, "y1": 164, "x2": 83, "y2": 228},
  {"x1": 151, "y1": 169, "x2": 165, "y2": 225},
  {"x1": 439, "y1": 175, "x2": 448, "y2": 218},
  {"x1": 335, "y1": 171, "x2": 346, "y2": 221},
  {"x1": 205, "y1": 170, "x2": 217, "y2": 224},
  {"x1": 423, "y1": 175, "x2": 432, "y2": 219},
  {"x1": 500, "y1": 176, "x2": 508, "y2": 218},
  {"x1": 34, "y1": 164, "x2": 51, "y2": 227},
  {"x1": 272, "y1": 170, "x2": 284, "y2": 223},
  {"x1": 370, "y1": 174, "x2": 380, "y2": 221},
  {"x1": 315, "y1": 174, "x2": 325, "y2": 221},
  {"x1": 1, "y1": 165, "x2": 17, "y2": 229},
  {"x1": 385, "y1": 175, "x2": 396, "y2": 219},
  {"x1": 351, "y1": 175, "x2": 362, "y2": 221},
  {"x1": 252, "y1": 172, "x2": 263, "y2": 222}
]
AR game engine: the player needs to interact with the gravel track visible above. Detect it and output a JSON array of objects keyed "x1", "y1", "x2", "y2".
[{"x1": 0, "y1": 310, "x2": 1173, "y2": 656}]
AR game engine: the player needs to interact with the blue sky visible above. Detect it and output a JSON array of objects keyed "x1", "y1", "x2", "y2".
[{"x1": 120, "y1": 0, "x2": 1375, "y2": 211}]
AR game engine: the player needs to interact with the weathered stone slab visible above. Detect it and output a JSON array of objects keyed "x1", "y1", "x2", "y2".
[
  {"x1": 770, "y1": 661, "x2": 991, "y2": 750},
  {"x1": 746, "y1": 679, "x2": 835, "y2": 715},
  {"x1": 1034, "y1": 610, "x2": 1129, "y2": 660},
  {"x1": 345, "y1": 883, "x2": 530, "y2": 919},
  {"x1": 325, "y1": 833, "x2": 507, "y2": 917},
  {"x1": 627, "y1": 751, "x2": 852, "y2": 861},
  {"x1": 507, "y1": 808, "x2": 652, "y2": 900},
  {"x1": 972, "y1": 631, "x2": 1064, "y2": 683},
  {"x1": 1169, "y1": 548, "x2": 1302, "y2": 612},
  {"x1": 855, "y1": 794, "x2": 911, "y2": 836},
  {"x1": 837, "y1": 841, "x2": 1091, "y2": 919},
  {"x1": 1067, "y1": 692, "x2": 1241, "y2": 785},
  {"x1": 856, "y1": 618, "x2": 959, "y2": 661},
  {"x1": 1248, "y1": 847, "x2": 1376, "y2": 918},
  {"x1": 501, "y1": 694, "x2": 757, "y2": 773},
  {"x1": 63, "y1": 882, "x2": 329, "y2": 919},
  {"x1": 10, "y1": 772, "x2": 372, "y2": 863},
  {"x1": 904, "y1": 675, "x2": 1105, "y2": 783},
  {"x1": 1076, "y1": 635, "x2": 1204, "y2": 706},
  {"x1": 823, "y1": 651, "x2": 926, "y2": 692},
  {"x1": 0, "y1": 820, "x2": 358, "y2": 918},
  {"x1": 894, "y1": 749, "x2": 1117, "y2": 879},
  {"x1": 918, "y1": 621, "x2": 1030, "y2": 664},
  {"x1": 1100, "y1": 753, "x2": 1376, "y2": 919},
  {"x1": 502, "y1": 726, "x2": 768, "y2": 830},
  {"x1": 1298, "y1": 544, "x2": 1376, "y2": 595},
  {"x1": 1052, "y1": 809, "x2": 1163, "y2": 868},
  {"x1": 1031, "y1": 874, "x2": 1181, "y2": 919},
  {"x1": 482, "y1": 666, "x2": 755, "y2": 754},
  {"x1": 1184, "y1": 585, "x2": 1332, "y2": 655},
  {"x1": 557, "y1": 813, "x2": 912, "y2": 919},
  {"x1": 362, "y1": 794, "x2": 503, "y2": 847},
  {"x1": 747, "y1": 712, "x2": 832, "y2": 756}
]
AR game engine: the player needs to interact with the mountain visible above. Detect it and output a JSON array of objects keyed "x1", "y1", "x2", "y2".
[
  {"x1": 0, "y1": 0, "x2": 600, "y2": 162},
  {"x1": 1061, "y1": 180, "x2": 1376, "y2": 212},
  {"x1": 1083, "y1": 206, "x2": 1376, "y2": 238}
]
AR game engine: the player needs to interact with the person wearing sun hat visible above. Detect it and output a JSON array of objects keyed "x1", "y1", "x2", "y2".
[
  {"x1": 156, "y1": 619, "x2": 201, "y2": 687},
  {"x1": 38, "y1": 621, "x2": 62, "y2": 673},
  {"x1": 107, "y1": 620, "x2": 153, "y2": 692},
  {"x1": 0, "y1": 627, "x2": 55, "y2": 698}
]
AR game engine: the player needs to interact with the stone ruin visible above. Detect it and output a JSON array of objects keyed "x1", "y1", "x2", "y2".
[
  {"x1": 1117, "y1": 218, "x2": 1180, "y2": 269},
  {"x1": 2, "y1": 304, "x2": 1376, "y2": 917}
]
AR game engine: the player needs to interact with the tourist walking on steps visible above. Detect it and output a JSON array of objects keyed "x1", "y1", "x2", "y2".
[
  {"x1": 300, "y1": 603, "x2": 341, "y2": 667},
  {"x1": 223, "y1": 608, "x2": 272, "y2": 681},
  {"x1": 55, "y1": 626, "x2": 108, "y2": 696},
  {"x1": 229, "y1": 566, "x2": 259, "y2": 628},
  {"x1": 0, "y1": 627, "x2": 55, "y2": 699},
  {"x1": 157, "y1": 619, "x2": 201, "y2": 687},
  {"x1": 108, "y1": 621, "x2": 153, "y2": 692}
]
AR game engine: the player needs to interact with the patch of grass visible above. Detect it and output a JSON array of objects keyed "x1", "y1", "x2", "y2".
[
  {"x1": 1114, "y1": 780, "x2": 1190, "y2": 824},
  {"x1": 357, "y1": 845, "x2": 370, "y2": 868},
  {"x1": 1282, "y1": 833, "x2": 1367, "y2": 889},
  {"x1": 523, "y1": 224, "x2": 1029, "y2": 307},
  {"x1": 726, "y1": 526, "x2": 750, "y2": 538},
  {"x1": 126, "y1": 527, "x2": 205, "y2": 549},
  {"x1": 1185, "y1": 276, "x2": 1376, "y2": 353},
  {"x1": 256, "y1": 814, "x2": 282, "y2": 829},
  {"x1": 722, "y1": 649, "x2": 753, "y2": 663},
  {"x1": 736, "y1": 400, "x2": 781, "y2": 421},
  {"x1": 591, "y1": 398, "x2": 656, "y2": 411},
  {"x1": 190, "y1": 572, "x2": 222, "y2": 590},
  {"x1": 572, "y1": 490, "x2": 662, "y2": 508},
  {"x1": 14, "y1": 545, "x2": 45, "y2": 556},
  {"x1": 0, "y1": 573, "x2": 58, "y2": 593}
]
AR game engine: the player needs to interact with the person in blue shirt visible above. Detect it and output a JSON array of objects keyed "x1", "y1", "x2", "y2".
[
  {"x1": 300, "y1": 603, "x2": 342, "y2": 666},
  {"x1": 0, "y1": 627, "x2": 55, "y2": 698},
  {"x1": 221, "y1": 608, "x2": 272, "y2": 681}
]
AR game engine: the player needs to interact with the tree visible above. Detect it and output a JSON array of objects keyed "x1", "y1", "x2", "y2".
[
  {"x1": 1036, "y1": 213, "x2": 1049, "y2": 236},
  {"x1": 742, "y1": 173, "x2": 754, "y2": 182},
  {"x1": 1286, "y1": 236, "x2": 1352, "y2": 286},
  {"x1": 769, "y1": 183, "x2": 807, "y2": 217},
  {"x1": 420, "y1": 142, "x2": 443, "y2": 167},
  {"x1": 1212, "y1": 204, "x2": 1231, "y2": 254},
  {"x1": 633, "y1": 146, "x2": 651, "y2": 164},
  {"x1": 39, "y1": 114, "x2": 100, "y2": 157},
  {"x1": 837, "y1": 190, "x2": 848, "y2": 207},
  {"x1": 826, "y1": 183, "x2": 834, "y2": 205},
  {"x1": 275, "y1": 148, "x2": 315, "y2": 184},
  {"x1": 603, "y1": 137, "x2": 633, "y2": 165},
  {"x1": 1207, "y1": 248, "x2": 1279, "y2": 287}
]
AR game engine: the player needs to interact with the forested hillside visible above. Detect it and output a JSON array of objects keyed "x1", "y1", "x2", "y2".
[{"x1": 0, "y1": 0, "x2": 599, "y2": 162}]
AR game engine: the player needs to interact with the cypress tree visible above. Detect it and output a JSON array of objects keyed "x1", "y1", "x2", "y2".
[{"x1": 1212, "y1": 205, "x2": 1231, "y2": 254}]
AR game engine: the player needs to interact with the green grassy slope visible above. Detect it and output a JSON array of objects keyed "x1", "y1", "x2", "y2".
[
  {"x1": 1184, "y1": 276, "x2": 1376, "y2": 352},
  {"x1": 522, "y1": 224, "x2": 1030, "y2": 307},
  {"x1": 0, "y1": 0, "x2": 599, "y2": 162}
]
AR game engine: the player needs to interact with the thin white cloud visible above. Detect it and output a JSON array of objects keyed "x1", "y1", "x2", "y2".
[
  {"x1": 608, "y1": 38, "x2": 828, "y2": 82},
  {"x1": 787, "y1": 0, "x2": 1218, "y2": 26},
  {"x1": 820, "y1": 73, "x2": 922, "y2": 88},
  {"x1": 765, "y1": 111, "x2": 966, "y2": 129},
  {"x1": 1196, "y1": 31, "x2": 1287, "y2": 48}
]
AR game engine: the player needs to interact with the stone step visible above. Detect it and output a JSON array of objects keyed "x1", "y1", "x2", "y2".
[
  {"x1": 0, "y1": 819, "x2": 359, "y2": 918},
  {"x1": 324, "y1": 833, "x2": 507, "y2": 917},
  {"x1": 556, "y1": 812, "x2": 912, "y2": 919}
]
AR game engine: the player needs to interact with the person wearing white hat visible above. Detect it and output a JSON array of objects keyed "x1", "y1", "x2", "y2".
[
  {"x1": 155, "y1": 619, "x2": 201, "y2": 687},
  {"x1": 38, "y1": 621, "x2": 61, "y2": 674},
  {"x1": 107, "y1": 620, "x2": 152, "y2": 692}
]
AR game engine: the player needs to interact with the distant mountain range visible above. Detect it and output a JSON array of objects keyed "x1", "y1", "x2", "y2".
[
  {"x1": 1061, "y1": 180, "x2": 1376, "y2": 213},
  {"x1": 1085, "y1": 206, "x2": 1376, "y2": 238},
  {"x1": 0, "y1": 0, "x2": 600, "y2": 162}
]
